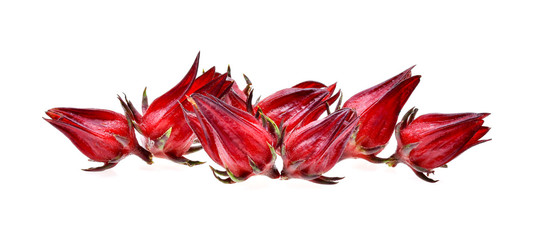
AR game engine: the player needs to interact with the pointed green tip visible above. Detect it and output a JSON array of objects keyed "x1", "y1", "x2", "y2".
[
  {"x1": 226, "y1": 169, "x2": 244, "y2": 183},
  {"x1": 335, "y1": 93, "x2": 343, "y2": 111},
  {"x1": 400, "y1": 107, "x2": 418, "y2": 127},
  {"x1": 209, "y1": 165, "x2": 235, "y2": 184},
  {"x1": 413, "y1": 170, "x2": 438, "y2": 183},
  {"x1": 243, "y1": 74, "x2": 252, "y2": 85},
  {"x1": 185, "y1": 160, "x2": 205, "y2": 167},
  {"x1": 267, "y1": 142, "x2": 277, "y2": 162},
  {"x1": 155, "y1": 127, "x2": 172, "y2": 150},
  {"x1": 309, "y1": 175, "x2": 343, "y2": 185},
  {"x1": 142, "y1": 87, "x2": 149, "y2": 113},
  {"x1": 82, "y1": 162, "x2": 118, "y2": 172},
  {"x1": 248, "y1": 156, "x2": 261, "y2": 173}
]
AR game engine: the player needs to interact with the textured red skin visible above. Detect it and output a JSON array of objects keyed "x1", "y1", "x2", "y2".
[
  {"x1": 183, "y1": 94, "x2": 277, "y2": 180},
  {"x1": 281, "y1": 108, "x2": 359, "y2": 180},
  {"x1": 255, "y1": 81, "x2": 338, "y2": 132},
  {"x1": 257, "y1": 88, "x2": 328, "y2": 128},
  {"x1": 228, "y1": 80, "x2": 248, "y2": 101},
  {"x1": 342, "y1": 67, "x2": 419, "y2": 159},
  {"x1": 396, "y1": 113, "x2": 490, "y2": 170},
  {"x1": 219, "y1": 77, "x2": 249, "y2": 111},
  {"x1": 45, "y1": 108, "x2": 137, "y2": 162},
  {"x1": 185, "y1": 67, "x2": 217, "y2": 97},
  {"x1": 222, "y1": 89, "x2": 249, "y2": 111},
  {"x1": 292, "y1": 81, "x2": 328, "y2": 89},
  {"x1": 133, "y1": 54, "x2": 233, "y2": 160},
  {"x1": 135, "y1": 54, "x2": 199, "y2": 159}
]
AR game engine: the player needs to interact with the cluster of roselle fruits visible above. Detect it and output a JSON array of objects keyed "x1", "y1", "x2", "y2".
[{"x1": 44, "y1": 53, "x2": 490, "y2": 184}]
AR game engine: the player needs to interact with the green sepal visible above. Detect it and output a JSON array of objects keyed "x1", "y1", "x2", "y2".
[
  {"x1": 168, "y1": 155, "x2": 205, "y2": 167},
  {"x1": 82, "y1": 161, "x2": 118, "y2": 172},
  {"x1": 325, "y1": 102, "x2": 331, "y2": 115},
  {"x1": 210, "y1": 165, "x2": 229, "y2": 177},
  {"x1": 409, "y1": 108, "x2": 418, "y2": 125},
  {"x1": 243, "y1": 74, "x2": 253, "y2": 86},
  {"x1": 243, "y1": 74, "x2": 253, "y2": 96},
  {"x1": 155, "y1": 127, "x2": 172, "y2": 150},
  {"x1": 267, "y1": 142, "x2": 277, "y2": 163},
  {"x1": 366, "y1": 154, "x2": 394, "y2": 164},
  {"x1": 209, "y1": 166, "x2": 235, "y2": 184},
  {"x1": 142, "y1": 87, "x2": 148, "y2": 114},
  {"x1": 248, "y1": 156, "x2": 261, "y2": 173},
  {"x1": 413, "y1": 169, "x2": 438, "y2": 183},
  {"x1": 334, "y1": 93, "x2": 343, "y2": 112},
  {"x1": 246, "y1": 89, "x2": 254, "y2": 114},
  {"x1": 186, "y1": 145, "x2": 203, "y2": 154},
  {"x1": 400, "y1": 107, "x2": 418, "y2": 128},
  {"x1": 280, "y1": 144, "x2": 287, "y2": 159},
  {"x1": 309, "y1": 175, "x2": 344, "y2": 185},
  {"x1": 226, "y1": 168, "x2": 244, "y2": 183},
  {"x1": 117, "y1": 94, "x2": 134, "y2": 128},
  {"x1": 254, "y1": 95, "x2": 261, "y2": 107},
  {"x1": 257, "y1": 109, "x2": 281, "y2": 141},
  {"x1": 117, "y1": 94, "x2": 143, "y2": 134},
  {"x1": 254, "y1": 108, "x2": 261, "y2": 119},
  {"x1": 276, "y1": 124, "x2": 286, "y2": 149}
]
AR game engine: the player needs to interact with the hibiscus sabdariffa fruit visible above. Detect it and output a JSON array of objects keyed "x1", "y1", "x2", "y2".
[
  {"x1": 341, "y1": 66, "x2": 420, "y2": 161},
  {"x1": 254, "y1": 81, "x2": 339, "y2": 132},
  {"x1": 183, "y1": 94, "x2": 280, "y2": 184},
  {"x1": 120, "y1": 53, "x2": 233, "y2": 166},
  {"x1": 280, "y1": 108, "x2": 359, "y2": 184},
  {"x1": 44, "y1": 107, "x2": 152, "y2": 171},
  {"x1": 386, "y1": 108, "x2": 490, "y2": 182}
]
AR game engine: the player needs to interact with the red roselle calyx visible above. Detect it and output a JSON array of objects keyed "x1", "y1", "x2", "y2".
[
  {"x1": 183, "y1": 94, "x2": 280, "y2": 184},
  {"x1": 44, "y1": 107, "x2": 152, "y2": 171},
  {"x1": 281, "y1": 108, "x2": 359, "y2": 184},
  {"x1": 44, "y1": 50, "x2": 492, "y2": 185},
  {"x1": 221, "y1": 68, "x2": 253, "y2": 112},
  {"x1": 120, "y1": 53, "x2": 233, "y2": 166},
  {"x1": 254, "y1": 81, "x2": 340, "y2": 136},
  {"x1": 341, "y1": 66, "x2": 420, "y2": 161},
  {"x1": 388, "y1": 108, "x2": 491, "y2": 182}
]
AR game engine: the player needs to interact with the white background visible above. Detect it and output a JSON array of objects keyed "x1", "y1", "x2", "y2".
[{"x1": 1, "y1": 1, "x2": 538, "y2": 239}]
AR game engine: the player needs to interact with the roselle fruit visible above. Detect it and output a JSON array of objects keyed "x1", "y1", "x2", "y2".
[
  {"x1": 120, "y1": 53, "x2": 233, "y2": 166},
  {"x1": 341, "y1": 66, "x2": 420, "y2": 161},
  {"x1": 281, "y1": 108, "x2": 359, "y2": 184},
  {"x1": 44, "y1": 51, "x2": 492, "y2": 185},
  {"x1": 254, "y1": 81, "x2": 339, "y2": 133},
  {"x1": 183, "y1": 93, "x2": 280, "y2": 184},
  {"x1": 44, "y1": 107, "x2": 152, "y2": 171},
  {"x1": 391, "y1": 108, "x2": 491, "y2": 182}
]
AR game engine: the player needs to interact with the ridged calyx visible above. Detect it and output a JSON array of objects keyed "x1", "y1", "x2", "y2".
[
  {"x1": 341, "y1": 66, "x2": 420, "y2": 160},
  {"x1": 281, "y1": 108, "x2": 359, "y2": 184},
  {"x1": 390, "y1": 108, "x2": 491, "y2": 182},
  {"x1": 183, "y1": 94, "x2": 280, "y2": 184},
  {"x1": 44, "y1": 107, "x2": 152, "y2": 171}
]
